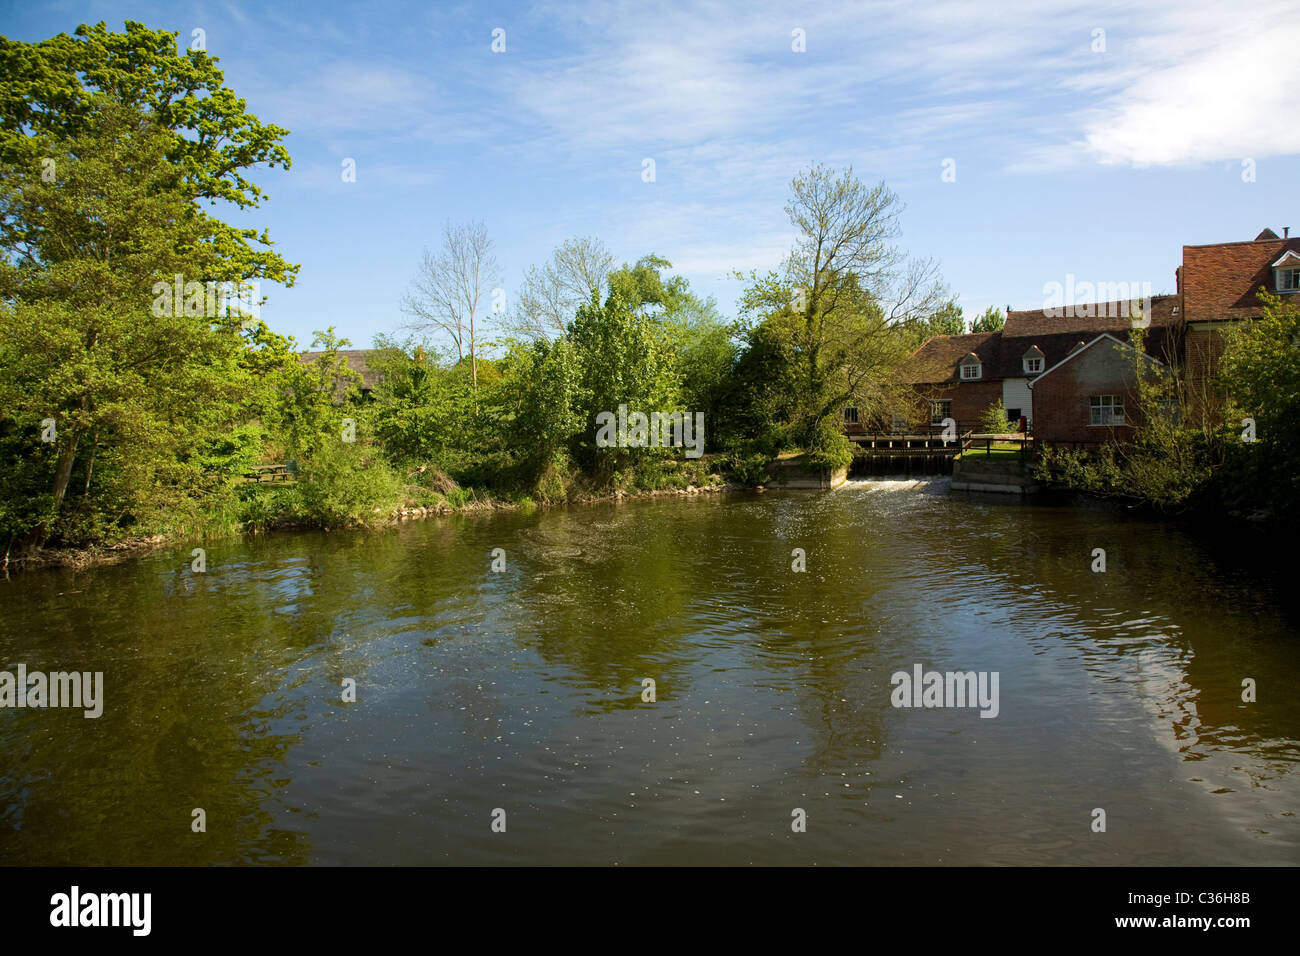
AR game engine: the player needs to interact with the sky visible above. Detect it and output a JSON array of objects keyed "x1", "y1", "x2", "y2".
[{"x1": 4, "y1": 0, "x2": 1299, "y2": 349}]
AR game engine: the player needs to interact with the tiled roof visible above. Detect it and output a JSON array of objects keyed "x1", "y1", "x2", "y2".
[
  {"x1": 1182, "y1": 237, "x2": 1300, "y2": 323},
  {"x1": 901, "y1": 332, "x2": 999, "y2": 384},
  {"x1": 997, "y1": 294, "x2": 1180, "y2": 378},
  {"x1": 903, "y1": 296, "x2": 1181, "y2": 385}
]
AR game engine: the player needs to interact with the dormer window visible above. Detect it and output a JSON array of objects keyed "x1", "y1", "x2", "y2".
[
  {"x1": 1272, "y1": 251, "x2": 1300, "y2": 293},
  {"x1": 1022, "y1": 345, "x2": 1045, "y2": 375},
  {"x1": 959, "y1": 352, "x2": 981, "y2": 380}
]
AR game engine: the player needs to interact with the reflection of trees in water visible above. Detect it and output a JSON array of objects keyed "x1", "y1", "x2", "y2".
[
  {"x1": 0, "y1": 548, "x2": 314, "y2": 863},
  {"x1": 501, "y1": 501, "x2": 711, "y2": 713}
]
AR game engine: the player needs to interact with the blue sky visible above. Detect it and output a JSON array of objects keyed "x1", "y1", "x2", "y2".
[{"x1": 5, "y1": 0, "x2": 1299, "y2": 349}]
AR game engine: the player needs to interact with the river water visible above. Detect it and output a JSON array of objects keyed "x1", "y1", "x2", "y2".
[{"x1": 1, "y1": 480, "x2": 1297, "y2": 865}]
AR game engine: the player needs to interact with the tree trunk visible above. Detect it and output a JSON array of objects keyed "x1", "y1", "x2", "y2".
[
  {"x1": 83, "y1": 430, "x2": 99, "y2": 495},
  {"x1": 51, "y1": 435, "x2": 80, "y2": 511}
]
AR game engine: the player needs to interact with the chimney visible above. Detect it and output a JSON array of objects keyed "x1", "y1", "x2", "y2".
[{"x1": 1286, "y1": 227, "x2": 1291, "y2": 238}]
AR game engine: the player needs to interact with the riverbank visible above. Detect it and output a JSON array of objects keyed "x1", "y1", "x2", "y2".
[{"x1": 3, "y1": 476, "x2": 745, "y2": 575}]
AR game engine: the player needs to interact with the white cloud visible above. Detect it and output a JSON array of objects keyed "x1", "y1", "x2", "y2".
[{"x1": 1078, "y1": 21, "x2": 1300, "y2": 165}]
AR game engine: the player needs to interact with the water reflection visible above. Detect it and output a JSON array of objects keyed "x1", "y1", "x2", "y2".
[{"x1": 1, "y1": 483, "x2": 1297, "y2": 865}]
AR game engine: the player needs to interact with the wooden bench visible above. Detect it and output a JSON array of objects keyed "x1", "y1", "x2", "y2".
[{"x1": 243, "y1": 462, "x2": 297, "y2": 482}]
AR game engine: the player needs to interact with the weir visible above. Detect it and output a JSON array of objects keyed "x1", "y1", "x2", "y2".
[{"x1": 848, "y1": 434, "x2": 959, "y2": 477}]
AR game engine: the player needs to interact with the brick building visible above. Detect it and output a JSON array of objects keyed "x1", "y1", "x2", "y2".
[
  {"x1": 1179, "y1": 228, "x2": 1300, "y2": 421},
  {"x1": 892, "y1": 227, "x2": 1300, "y2": 445},
  {"x1": 1028, "y1": 334, "x2": 1163, "y2": 446},
  {"x1": 898, "y1": 297, "x2": 1179, "y2": 435}
]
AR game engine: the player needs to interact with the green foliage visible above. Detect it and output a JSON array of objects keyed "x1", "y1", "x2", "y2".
[
  {"x1": 970, "y1": 306, "x2": 1005, "y2": 333},
  {"x1": 1217, "y1": 293, "x2": 1300, "y2": 517},
  {"x1": 293, "y1": 439, "x2": 403, "y2": 527},
  {"x1": 568, "y1": 292, "x2": 681, "y2": 481},
  {"x1": 903, "y1": 300, "x2": 965, "y2": 348},
  {"x1": 0, "y1": 20, "x2": 297, "y2": 286},
  {"x1": 979, "y1": 399, "x2": 1011, "y2": 434}
]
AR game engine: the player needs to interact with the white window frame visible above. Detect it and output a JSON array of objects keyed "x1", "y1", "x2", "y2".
[
  {"x1": 929, "y1": 399, "x2": 951, "y2": 425},
  {"x1": 959, "y1": 362, "x2": 981, "y2": 380},
  {"x1": 1277, "y1": 267, "x2": 1300, "y2": 292},
  {"x1": 1023, "y1": 357, "x2": 1043, "y2": 373},
  {"x1": 1089, "y1": 395, "x2": 1125, "y2": 426},
  {"x1": 843, "y1": 405, "x2": 859, "y2": 425}
]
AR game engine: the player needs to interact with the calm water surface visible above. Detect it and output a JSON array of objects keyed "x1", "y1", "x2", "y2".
[{"x1": 1, "y1": 480, "x2": 1297, "y2": 865}]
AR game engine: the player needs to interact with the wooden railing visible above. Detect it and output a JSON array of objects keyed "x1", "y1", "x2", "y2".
[{"x1": 959, "y1": 433, "x2": 1033, "y2": 459}]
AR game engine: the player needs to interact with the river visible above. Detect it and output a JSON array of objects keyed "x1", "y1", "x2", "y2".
[{"x1": 1, "y1": 480, "x2": 1297, "y2": 865}]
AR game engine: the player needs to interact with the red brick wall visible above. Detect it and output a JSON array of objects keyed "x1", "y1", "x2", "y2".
[
  {"x1": 909, "y1": 381, "x2": 1003, "y2": 432},
  {"x1": 1031, "y1": 339, "x2": 1141, "y2": 445}
]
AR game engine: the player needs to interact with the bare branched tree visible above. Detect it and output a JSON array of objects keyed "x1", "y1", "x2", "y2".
[
  {"x1": 510, "y1": 236, "x2": 613, "y2": 338},
  {"x1": 401, "y1": 220, "x2": 501, "y2": 391}
]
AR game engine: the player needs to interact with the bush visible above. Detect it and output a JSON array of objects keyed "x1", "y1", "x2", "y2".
[
  {"x1": 294, "y1": 441, "x2": 404, "y2": 526},
  {"x1": 727, "y1": 453, "x2": 773, "y2": 485},
  {"x1": 980, "y1": 400, "x2": 1011, "y2": 434}
]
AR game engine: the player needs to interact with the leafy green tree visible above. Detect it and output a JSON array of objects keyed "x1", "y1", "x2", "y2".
[
  {"x1": 0, "y1": 20, "x2": 297, "y2": 287},
  {"x1": 903, "y1": 300, "x2": 965, "y2": 348},
  {"x1": 736, "y1": 165, "x2": 945, "y2": 460},
  {"x1": 265, "y1": 328, "x2": 364, "y2": 464},
  {"x1": 1217, "y1": 292, "x2": 1300, "y2": 517},
  {"x1": 971, "y1": 305, "x2": 1005, "y2": 333},
  {"x1": 979, "y1": 399, "x2": 1011, "y2": 434},
  {"x1": 567, "y1": 293, "x2": 681, "y2": 482},
  {"x1": 0, "y1": 101, "x2": 261, "y2": 545},
  {"x1": 366, "y1": 336, "x2": 475, "y2": 466},
  {"x1": 506, "y1": 335, "x2": 583, "y2": 496},
  {"x1": 607, "y1": 255, "x2": 692, "y2": 318}
]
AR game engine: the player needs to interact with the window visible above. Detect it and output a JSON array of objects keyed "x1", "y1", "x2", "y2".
[
  {"x1": 929, "y1": 399, "x2": 951, "y2": 425},
  {"x1": 1279, "y1": 267, "x2": 1300, "y2": 292},
  {"x1": 1023, "y1": 357, "x2": 1043, "y2": 373},
  {"x1": 1089, "y1": 395, "x2": 1125, "y2": 426},
  {"x1": 960, "y1": 361, "x2": 981, "y2": 380},
  {"x1": 1005, "y1": 408, "x2": 1021, "y2": 423},
  {"x1": 843, "y1": 405, "x2": 859, "y2": 425},
  {"x1": 891, "y1": 412, "x2": 907, "y2": 434}
]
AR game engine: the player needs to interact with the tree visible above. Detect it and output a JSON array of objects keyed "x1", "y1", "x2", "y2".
[
  {"x1": 567, "y1": 293, "x2": 681, "y2": 482},
  {"x1": 903, "y1": 299, "x2": 965, "y2": 348},
  {"x1": 979, "y1": 399, "x2": 1011, "y2": 434},
  {"x1": 737, "y1": 164, "x2": 946, "y2": 458},
  {"x1": 265, "y1": 328, "x2": 363, "y2": 464},
  {"x1": 0, "y1": 20, "x2": 297, "y2": 287},
  {"x1": 971, "y1": 305, "x2": 1005, "y2": 333},
  {"x1": 511, "y1": 236, "x2": 613, "y2": 339},
  {"x1": 402, "y1": 220, "x2": 500, "y2": 394},
  {"x1": 1217, "y1": 292, "x2": 1300, "y2": 517},
  {"x1": 0, "y1": 99, "x2": 268, "y2": 546},
  {"x1": 607, "y1": 255, "x2": 692, "y2": 318}
]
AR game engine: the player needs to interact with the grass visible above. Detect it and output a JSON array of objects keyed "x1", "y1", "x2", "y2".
[{"x1": 957, "y1": 441, "x2": 1028, "y2": 461}]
